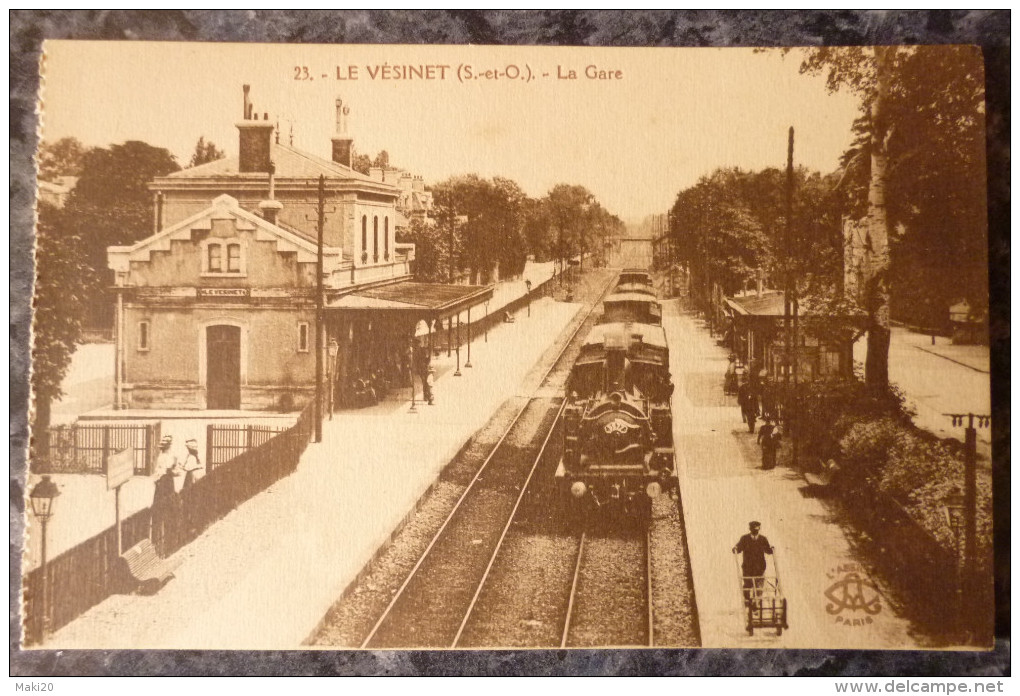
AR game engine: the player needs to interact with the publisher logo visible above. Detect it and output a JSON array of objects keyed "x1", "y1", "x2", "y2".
[{"x1": 824, "y1": 563, "x2": 882, "y2": 626}]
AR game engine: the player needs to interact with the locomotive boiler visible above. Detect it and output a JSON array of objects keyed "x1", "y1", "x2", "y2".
[{"x1": 555, "y1": 320, "x2": 676, "y2": 521}]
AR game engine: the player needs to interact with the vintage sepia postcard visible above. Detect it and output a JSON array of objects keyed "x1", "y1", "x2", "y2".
[{"x1": 22, "y1": 39, "x2": 993, "y2": 655}]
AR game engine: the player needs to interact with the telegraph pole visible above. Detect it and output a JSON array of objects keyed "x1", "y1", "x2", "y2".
[
  {"x1": 315, "y1": 175, "x2": 325, "y2": 443},
  {"x1": 782, "y1": 127, "x2": 799, "y2": 468},
  {"x1": 787, "y1": 127, "x2": 799, "y2": 467},
  {"x1": 944, "y1": 411, "x2": 990, "y2": 641}
]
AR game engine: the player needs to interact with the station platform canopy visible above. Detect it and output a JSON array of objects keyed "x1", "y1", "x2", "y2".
[{"x1": 328, "y1": 281, "x2": 494, "y2": 321}]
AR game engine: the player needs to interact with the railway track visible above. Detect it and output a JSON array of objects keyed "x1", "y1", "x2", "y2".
[
  {"x1": 560, "y1": 530, "x2": 653, "y2": 648},
  {"x1": 357, "y1": 272, "x2": 617, "y2": 649}
]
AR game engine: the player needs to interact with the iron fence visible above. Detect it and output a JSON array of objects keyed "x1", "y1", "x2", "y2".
[
  {"x1": 206, "y1": 424, "x2": 287, "y2": 472},
  {"x1": 22, "y1": 402, "x2": 315, "y2": 646},
  {"x1": 40, "y1": 422, "x2": 160, "y2": 476}
]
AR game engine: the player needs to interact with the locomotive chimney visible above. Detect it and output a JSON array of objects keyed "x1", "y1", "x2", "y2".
[{"x1": 237, "y1": 85, "x2": 274, "y2": 173}]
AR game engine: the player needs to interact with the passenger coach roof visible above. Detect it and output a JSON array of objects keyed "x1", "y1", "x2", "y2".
[
  {"x1": 615, "y1": 282, "x2": 657, "y2": 295},
  {"x1": 605, "y1": 292, "x2": 662, "y2": 304},
  {"x1": 583, "y1": 322, "x2": 668, "y2": 349}
]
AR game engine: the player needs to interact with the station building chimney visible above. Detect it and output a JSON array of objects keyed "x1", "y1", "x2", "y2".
[
  {"x1": 237, "y1": 84, "x2": 274, "y2": 173},
  {"x1": 331, "y1": 97, "x2": 354, "y2": 169}
]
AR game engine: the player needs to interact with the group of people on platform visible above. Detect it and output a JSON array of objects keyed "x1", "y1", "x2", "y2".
[
  {"x1": 344, "y1": 338, "x2": 436, "y2": 409},
  {"x1": 729, "y1": 357, "x2": 783, "y2": 471},
  {"x1": 150, "y1": 435, "x2": 204, "y2": 556}
]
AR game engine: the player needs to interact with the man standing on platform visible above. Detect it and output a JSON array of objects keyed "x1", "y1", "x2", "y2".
[{"x1": 733, "y1": 521, "x2": 774, "y2": 604}]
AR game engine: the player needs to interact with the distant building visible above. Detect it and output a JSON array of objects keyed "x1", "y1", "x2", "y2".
[
  {"x1": 108, "y1": 86, "x2": 492, "y2": 412},
  {"x1": 367, "y1": 167, "x2": 434, "y2": 225},
  {"x1": 37, "y1": 175, "x2": 78, "y2": 208}
]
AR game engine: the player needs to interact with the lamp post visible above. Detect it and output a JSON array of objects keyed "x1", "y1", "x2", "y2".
[
  {"x1": 327, "y1": 339, "x2": 339, "y2": 421},
  {"x1": 484, "y1": 300, "x2": 490, "y2": 343},
  {"x1": 525, "y1": 279, "x2": 532, "y2": 318},
  {"x1": 29, "y1": 475, "x2": 60, "y2": 644}
]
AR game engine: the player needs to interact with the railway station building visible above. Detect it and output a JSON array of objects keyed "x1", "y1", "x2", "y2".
[{"x1": 107, "y1": 86, "x2": 491, "y2": 412}]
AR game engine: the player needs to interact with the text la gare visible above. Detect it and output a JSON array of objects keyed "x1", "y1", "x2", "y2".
[{"x1": 558, "y1": 65, "x2": 623, "y2": 80}]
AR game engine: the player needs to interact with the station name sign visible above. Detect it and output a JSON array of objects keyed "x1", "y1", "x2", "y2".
[{"x1": 198, "y1": 288, "x2": 250, "y2": 298}]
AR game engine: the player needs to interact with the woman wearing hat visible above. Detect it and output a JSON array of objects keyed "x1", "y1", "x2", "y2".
[
  {"x1": 181, "y1": 439, "x2": 205, "y2": 489},
  {"x1": 151, "y1": 435, "x2": 182, "y2": 556}
]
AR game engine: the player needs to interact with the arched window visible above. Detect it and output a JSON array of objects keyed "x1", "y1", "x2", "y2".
[
  {"x1": 208, "y1": 244, "x2": 223, "y2": 272},
  {"x1": 373, "y1": 216, "x2": 379, "y2": 261},
  {"x1": 202, "y1": 239, "x2": 246, "y2": 275},
  {"x1": 384, "y1": 217, "x2": 389, "y2": 259},
  {"x1": 227, "y1": 243, "x2": 242, "y2": 272},
  {"x1": 361, "y1": 216, "x2": 368, "y2": 256}
]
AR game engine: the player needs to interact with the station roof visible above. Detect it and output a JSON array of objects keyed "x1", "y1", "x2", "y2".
[
  {"x1": 328, "y1": 281, "x2": 494, "y2": 319},
  {"x1": 161, "y1": 142, "x2": 384, "y2": 184},
  {"x1": 725, "y1": 291, "x2": 866, "y2": 323}
]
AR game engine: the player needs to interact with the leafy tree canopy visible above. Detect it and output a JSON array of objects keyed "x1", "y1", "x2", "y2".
[
  {"x1": 37, "y1": 137, "x2": 87, "y2": 181},
  {"x1": 189, "y1": 136, "x2": 225, "y2": 167}
]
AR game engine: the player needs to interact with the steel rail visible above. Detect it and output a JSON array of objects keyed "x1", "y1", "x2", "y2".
[
  {"x1": 451, "y1": 399, "x2": 568, "y2": 647},
  {"x1": 360, "y1": 272, "x2": 617, "y2": 649},
  {"x1": 646, "y1": 528, "x2": 655, "y2": 647},
  {"x1": 560, "y1": 532, "x2": 586, "y2": 649}
]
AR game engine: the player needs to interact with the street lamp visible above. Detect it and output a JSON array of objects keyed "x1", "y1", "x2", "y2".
[
  {"x1": 484, "y1": 300, "x2": 490, "y2": 343},
  {"x1": 327, "y1": 339, "x2": 339, "y2": 421},
  {"x1": 525, "y1": 279, "x2": 533, "y2": 318},
  {"x1": 29, "y1": 475, "x2": 60, "y2": 644}
]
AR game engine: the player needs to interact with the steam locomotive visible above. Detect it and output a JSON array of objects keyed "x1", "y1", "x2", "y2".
[{"x1": 555, "y1": 271, "x2": 676, "y2": 521}]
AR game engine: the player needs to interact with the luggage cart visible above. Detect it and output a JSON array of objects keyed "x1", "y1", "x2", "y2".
[{"x1": 735, "y1": 551, "x2": 789, "y2": 636}]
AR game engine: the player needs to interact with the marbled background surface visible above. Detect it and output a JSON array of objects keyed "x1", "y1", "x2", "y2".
[{"x1": 9, "y1": 10, "x2": 1010, "y2": 676}]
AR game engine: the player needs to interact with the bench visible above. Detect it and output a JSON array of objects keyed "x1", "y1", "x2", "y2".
[
  {"x1": 120, "y1": 538, "x2": 180, "y2": 595},
  {"x1": 803, "y1": 459, "x2": 839, "y2": 490}
]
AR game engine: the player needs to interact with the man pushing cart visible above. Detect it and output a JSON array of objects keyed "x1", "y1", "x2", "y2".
[{"x1": 733, "y1": 521, "x2": 788, "y2": 636}]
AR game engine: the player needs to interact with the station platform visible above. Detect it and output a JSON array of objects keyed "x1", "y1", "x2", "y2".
[
  {"x1": 44, "y1": 294, "x2": 581, "y2": 649},
  {"x1": 663, "y1": 300, "x2": 920, "y2": 650}
]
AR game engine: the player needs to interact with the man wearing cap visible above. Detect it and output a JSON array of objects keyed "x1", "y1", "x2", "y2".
[{"x1": 733, "y1": 521, "x2": 774, "y2": 604}]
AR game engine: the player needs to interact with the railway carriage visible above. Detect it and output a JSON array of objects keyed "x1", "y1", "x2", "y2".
[
  {"x1": 556, "y1": 320, "x2": 676, "y2": 521},
  {"x1": 617, "y1": 269, "x2": 654, "y2": 287},
  {"x1": 602, "y1": 292, "x2": 662, "y2": 325},
  {"x1": 615, "y1": 281, "x2": 657, "y2": 297}
]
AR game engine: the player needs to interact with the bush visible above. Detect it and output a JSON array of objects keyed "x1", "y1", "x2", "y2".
[
  {"x1": 880, "y1": 436, "x2": 961, "y2": 500},
  {"x1": 835, "y1": 416, "x2": 904, "y2": 485}
]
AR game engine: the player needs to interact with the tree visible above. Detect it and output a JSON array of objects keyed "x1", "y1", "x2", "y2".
[
  {"x1": 544, "y1": 184, "x2": 594, "y2": 273},
  {"x1": 63, "y1": 141, "x2": 180, "y2": 327},
  {"x1": 37, "y1": 137, "x2": 87, "y2": 181},
  {"x1": 397, "y1": 216, "x2": 448, "y2": 283},
  {"x1": 351, "y1": 152, "x2": 372, "y2": 175},
  {"x1": 188, "y1": 136, "x2": 225, "y2": 167},
  {"x1": 351, "y1": 150, "x2": 391, "y2": 175},
  {"x1": 31, "y1": 202, "x2": 88, "y2": 458},
  {"x1": 798, "y1": 45, "x2": 988, "y2": 387}
]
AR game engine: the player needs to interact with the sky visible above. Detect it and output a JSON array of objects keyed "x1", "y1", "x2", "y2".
[{"x1": 40, "y1": 42, "x2": 862, "y2": 223}]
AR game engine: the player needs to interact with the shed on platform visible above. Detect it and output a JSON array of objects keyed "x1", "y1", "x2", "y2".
[{"x1": 723, "y1": 291, "x2": 865, "y2": 383}]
